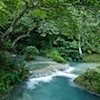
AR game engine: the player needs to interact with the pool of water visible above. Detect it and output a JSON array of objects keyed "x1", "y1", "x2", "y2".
[
  {"x1": 8, "y1": 76, "x2": 100, "y2": 100},
  {"x1": 7, "y1": 62, "x2": 100, "y2": 100}
]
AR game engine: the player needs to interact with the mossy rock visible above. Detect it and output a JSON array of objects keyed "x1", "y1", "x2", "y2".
[
  {"x1": 83, "y1": 54, "x2": 100, "y2": 62},
  {"x1": 74, "y1": 69, "x2": 100, "y2": 94}
]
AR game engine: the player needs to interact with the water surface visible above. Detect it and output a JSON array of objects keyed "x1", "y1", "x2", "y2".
[{"x1": 7, "y1": 61, "x2": 100, "y2": 100}]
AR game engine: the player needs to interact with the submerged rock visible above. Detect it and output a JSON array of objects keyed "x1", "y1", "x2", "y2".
[
  {"x1": 74, "y1": 68, "x2": 100, "y2": 94},
  {"x1": 30, "y1": 63, "x2": 70, "y2": 75}
]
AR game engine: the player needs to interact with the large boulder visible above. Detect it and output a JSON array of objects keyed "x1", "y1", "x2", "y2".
[{"x1": 74, "y1": 68, "x2": 100, "y2": 94}]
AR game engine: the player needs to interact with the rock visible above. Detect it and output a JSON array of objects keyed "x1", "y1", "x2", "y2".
[
  {"x1": 30, "y1": 63, "x2": 69, "y2": 75},
  {"x1": 74, "y1": 69, "x2": 100, "y2": 94}
]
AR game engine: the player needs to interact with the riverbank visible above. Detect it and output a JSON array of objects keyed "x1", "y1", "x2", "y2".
[
  {"x1": 74, "y1": 54, "x2": 100, "y2": 95},
  {"x1": 0, "y1": 51, "x2": 30, "y2": 100},
  {"x1": 1, "y1": 54, "x2": 100, "y2": 100},
  {"x1": 7, "y1": 62, "x2": 100, "y2": 100},
  {"x1": 82, "y1": 54, "x2": 100, "y2": 63},
  {"x1": 74, "y1": 66, "x2": 100, "y2": 94}
]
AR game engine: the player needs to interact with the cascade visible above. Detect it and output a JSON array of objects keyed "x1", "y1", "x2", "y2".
[
  {"x1": 7, "y1": 60, "x2": 100, "y2": 100},
  {"x1": 27, "y1": 65, "x2": 78, "y2": 90}
]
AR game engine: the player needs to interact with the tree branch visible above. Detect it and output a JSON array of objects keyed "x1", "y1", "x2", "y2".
[
  {"x1": 2, "y1": 7, "x2": 28, "y2": 39},
  {"x1": 11, "y1": 29, "x2": 33, "y2": 48}
]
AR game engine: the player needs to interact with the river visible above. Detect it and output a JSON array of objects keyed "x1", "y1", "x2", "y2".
[{"x1": 7, "y1": 57, "x2": 100, "y2": 100}]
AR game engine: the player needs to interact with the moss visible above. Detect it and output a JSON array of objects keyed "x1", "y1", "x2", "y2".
[
  {"x1": 74, "y1": 69, "x2": 100, "y2": 94},
  {"x1": 53, "y1": 55, "x2": 67, "y2": 63},
  {"x1": 41, "y1": 48, "x2": 67, "y2": 63},
  {"x1": 83, "y1": 54, "x2": 100, "y2": 62}
]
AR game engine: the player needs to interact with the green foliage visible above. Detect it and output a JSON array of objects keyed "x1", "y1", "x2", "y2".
[
  {"x1": 0, "y1": 51, "x2": 15, "y2": 68},
  {"x1": 54, "y1": 39, "x2": 82, "y2": 61},
  {"x1": 0, "y1": 51, "x2": 25, "y2": 68},
  {"x1": 43, "y1": 48, "x2": 66, "y2": 63},
  {"x1": 2, "y1": 40, "x2": 15, "y2": 52},
  {"x1": 0, "y1": 67, "x2": 29, "y2": 94},
  {"x1": 16, "y1": 14, "x2": 37, "y2": 32},
  {"x1": 0, "y1": 0, "x2": 99, "y2": 98},
  {"x1": 97, "y1": 66, "x2": 100, "y2": 69},
  {"x1": 53, "y1": 55, "x2": 67, "y2": 63},
  {"x1": 0, "y1": 51, "x2": 30, "y2": 94},
  {"x1": 31, "y1": 9, "x2": 47, "y2": 19},
  {"x1": 25, "y1": 46, "x2": 39, "y2": 55},
  {"x1": 38, "y1": 20, "x2": 59, "y2": 37},
  {"x1": 24, "y1": 46, "x2": 39, "y2": 61},
  {"x1": 0, "y1": 0, "x2": 24, "y2": 25},
  {"x1": 83, "y1": 54, "x2": 100, "y2": 62},
  {"x1": 0, "y1": 0, "x2": 100, "y2": 62}
]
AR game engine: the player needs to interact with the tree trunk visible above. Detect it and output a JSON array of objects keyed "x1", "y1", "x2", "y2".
[
  {"x1": 11, "y1": 29, "x2": 32, "y2": 48},
  {"x1": 11, "y1": 34, "x2": 30, "y2": 48},
  {"x1": 78, "y1": 35, "x2": 83, "y2": 55}
]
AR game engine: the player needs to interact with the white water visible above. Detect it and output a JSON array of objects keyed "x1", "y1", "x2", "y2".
[
  {"x1": 27, "y1": 66, "x2": 78, "y2": 90},
  {"x1": 8, "y1": 62, "x2": 100, "y2": 100},
  {"x1": 27, "y1": 62, "x2": 100, "y2": 90}
]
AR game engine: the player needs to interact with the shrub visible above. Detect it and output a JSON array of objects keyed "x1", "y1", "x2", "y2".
[
  {"x1": 53, "y1": 55, "x2": 66, "y2": 63},
  {"x1": 57, "y1": 47, "x2": 83, "y2": 62},
  {"x1": 0, "y1": 51, "x2": 14, "y2": 68},
  {"x1": 24, "y1": 46, "x2": 39, "y2": 61},
  {"x1": 0, "y1": 51, "x2": 30, "y2": 94},
  {"x1": 2, "y1": 40, "x2": 15, "y2": 52},
  {"x1": 0, "y1": 67, "x2": 29, "y2": 94},
  {"x1": 43, "y1": 48, "x2": 66, "y2": 63},
  {"x1": 0, "y1": 51, "x2": 25, "y2": 68}
]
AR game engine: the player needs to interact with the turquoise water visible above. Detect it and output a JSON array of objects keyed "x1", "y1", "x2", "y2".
[
  {"x1": 7, "y1": 62, "x2": 100, "y2": 100},
  {"x1": 8, "y1": 76, "x2": 100, "y2": 100},
  {"x1": 28, "y1": 77, "x2": 100, "y2": 100}
]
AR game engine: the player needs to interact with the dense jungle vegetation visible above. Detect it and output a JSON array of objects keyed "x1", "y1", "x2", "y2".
[{"x1": 0, "y1": 0, "x2": 100, "y2": 99}]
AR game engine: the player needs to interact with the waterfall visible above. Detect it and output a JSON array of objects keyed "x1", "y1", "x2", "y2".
[
  {"x1": 27, "y1": 64, "x2": 78, "y2": 90},
  {"x1": 8, "y1": 61, "x2": 100, "y2": 100},
  {"x1": 27, "y1": 59, "x2": 100, "y2": 90}
]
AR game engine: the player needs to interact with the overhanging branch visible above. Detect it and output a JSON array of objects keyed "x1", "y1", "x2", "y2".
[{"x1": 11, "y1": 29, "x2": 33, "y2": 48}]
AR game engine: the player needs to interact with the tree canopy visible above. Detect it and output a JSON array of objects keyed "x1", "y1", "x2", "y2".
[{"x1": 0, "y1": 0, "x2": 100, "y2": 60}]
